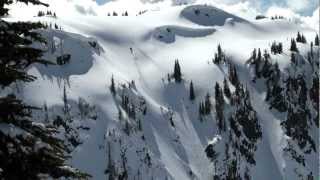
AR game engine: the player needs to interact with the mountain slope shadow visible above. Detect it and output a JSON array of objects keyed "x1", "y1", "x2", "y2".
[
  {"x1": 33, "y1": 30, "x2": 103, "y2": 80},
  {"x1": 153, "y1": 25, "x2": 216, "y2": 43},
  {"x1": 180, "y1": 5, "x2": 248, "y2": 26}
]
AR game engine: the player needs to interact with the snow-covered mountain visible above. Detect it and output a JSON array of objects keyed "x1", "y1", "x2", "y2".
[{"x1": 3, "y1": 1, "x2": 319, "y2": 180}]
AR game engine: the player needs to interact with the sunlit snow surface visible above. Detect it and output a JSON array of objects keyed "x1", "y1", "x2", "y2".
[{"x1": 4, "y1": 1, "x2": 319, "y2": 179}]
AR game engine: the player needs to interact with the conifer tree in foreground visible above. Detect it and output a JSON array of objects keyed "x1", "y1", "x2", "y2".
[{"x1": 0, "y1": 1, "x2": 88, "y2": 179}]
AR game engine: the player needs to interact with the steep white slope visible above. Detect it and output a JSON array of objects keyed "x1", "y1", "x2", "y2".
[{"x1": 6, "y1": 3, "x2": 319, "y2": 180}]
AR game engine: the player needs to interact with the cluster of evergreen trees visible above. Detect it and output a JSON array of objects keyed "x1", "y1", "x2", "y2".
[
  {"x1": 213, "y1": 44, "x2": 226, "y2": 64},
  {"x1": 215, "y1": 83, "x2": 226, "y2": 132},
  {"x1": 296, "y1": 32, "x2": 307, "y2": 44},
  {"x1": 107, "y1": 11, "x2": 128, "y2": 16},
  {"x1": 228, "y1": 63, "x2": 240, "y2": 86},
  {"x1": 120, "y1": 95, "x2": 137, "y2": 120},
  {"x1": 198, "y1": 93, "x2": 212, "y2": 117},
  {"x1": 0, "y1": 0, "x2": 88, "y2": 179},
  {"x1": 251, "y1": 36, "x2": 319, "y2": 175},
  {"x1": 207, "y1": 75, "x2": 261, "y2": 180},
  {"x1": 229, "y1": 84, "x2": 262, "y2": 164},
  {"x1": 37, "y1": 10, "x2": 56, "y2": 17},
  {"x1": 111, "y1": 76, "x2": 147, "y2": 136},
  {"x1": 270, "y1": 41, "x2": 283, "y2": 54},
  {"x1": 271, "y1": 15, "x2": 284, "y2": 20},
  {"x1": 247, "y1": 48, "x2": 273, "y2": 80},
  {"x1": 106, "y1": 140, "x2": 129, "y2": 180},
  {"x1": 137, "y1": 10, "x2": 148, "y2": 16},
  {"x1": 290, "y1": 38, "x2": 298, "y2": 52},
  {"x1": 173, "y1": 60, "x2": 182, "y2": 83},
  {"x1": 282, "y1": 75, "x2": 316, "y2": 153}
]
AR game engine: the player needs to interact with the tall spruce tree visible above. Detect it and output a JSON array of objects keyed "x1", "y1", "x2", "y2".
[
  {"x1": 213, "y1": 44, "x2": 225, "y2": 64},
  {"x1": 301, "y1": 34, "x2": 307, "y2": 43},
  {"x1": 296, "y1": 32, "x2": 302, "y2": 42},
  {"x1": 315, "y1": 34, "x2": 319, "y2": 46},
  {"x1": 204, "y1": 93, "x2": 211, "y2": 114},
  {"x1": 0, "y1": 1, "x2": 88, "y2": 179},
  {"x1": 290, "y1": 39, "x2": 298, "y2": 52},
  {"x1": 256, "y1": 48, "x2": 262, "y2": 78},
  {"x1": 110, "y1": 75, "x2": 116, "y2": 95},
  {"x1": 173, "y1": 60, "x2": 182, "y2": 83},
  {"x1": 223, "y1": 78, "x2": 231, "y2": 99},
  {"x1": 189, "y1": 81, "x2": 195, "y2": 101},
  {"x1": 228, "y1": 64, "x2": 239, "y2": 86},
  {"x1": 215, "y1": 83, "x2": 225, "y2": 132}
]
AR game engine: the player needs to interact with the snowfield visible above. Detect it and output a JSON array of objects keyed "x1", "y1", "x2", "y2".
[{"x1": 5, "y1": 1, "x2": 319, "y2": 180}]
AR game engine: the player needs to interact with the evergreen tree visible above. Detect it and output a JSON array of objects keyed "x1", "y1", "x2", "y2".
[
  {"x1": 310, "y1": 42, "x2": 314, "y2": 57},
  {"x1": 244, "y1": 167, "x2": 251, "y2": 180},
  {"x1": 290, "y1": 53, "x2": 296, "y2": 65},
  {"x1": 173, "y1": 60, "x2": 182, "y2": 83},
  {"x1": 255, "y1": 48, "x2": 262, "y2": 77},
  {"x1": 309, "y1": 74, "x2": 319, "y2": 127},
  {"x1": 213, "y1": 44, "x2": 225, "y2": 64},
  {"x1": 271, "y1": 42, "x2": 276, "y2": 54},
  {"x1": 252, "y1": 48, "x2": 257, "y2": 61},
  {"x1": 63, "y1": 85, "x2": 68, "y2": 115},
  {"x1": 315, "y1": 34, "x2": 319, "y2": 46},
  {"x1": 271, "y1": 42, "x2": 283, "y2": 54},
  {"x1": 296, "y1": 32, "x2": 302, "y2": 42},
  {"x1": 261, "y1": 50, "x2": 272, "y2": 78},
  {"x1": 189, "y1": 81, "x2": 195, "y2": 101},
  {"x1": 199, "y1": 102, "x2": 204, "y2": 116},
  {"x1": 230, "y1": 85, "x2": 262, "y2": 164},
  {"x1": 110, "y1": 75, "x2": 116, "y2": 95},
  {"x1": 290, "y1": 39, "x2": 298, "y2": 52},
  {"x1": 266, "y1": 63, "x2": 287, "y2": 112},
  {"x1": 282, "y1": 75, "x2": 316, "y2": 153},
  {"x1": 215, "y1": 83, "x2": 225, "y2": 132},
  {"x1": 228, "y1": 64, "x2": 239, "y2": 86},
  {"x1": 0, "y1": 1, "x2": 88, "y2": 179},
  {"x1": 223, "y1": 78, "x2": 231, "y2": 99},
  {"x1": 204, "y1": 93, "x2": 211, "y2": 114},
  {"x1": 106, "y1": 141, "x2": 116, "y2": 180},
  {"x1": 301, "y1": 34, "x2": 307, "y2": 43},
  {"x1": 278, "y1": 42, "x2": 283, "y2": 54}
]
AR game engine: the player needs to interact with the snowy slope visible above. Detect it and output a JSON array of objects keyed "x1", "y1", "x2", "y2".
[{"x1": 5, "y1": 2, "x2": 319, "y2": 180}]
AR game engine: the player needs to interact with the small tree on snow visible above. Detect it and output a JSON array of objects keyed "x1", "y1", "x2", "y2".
[
  {"x1": 189, "y1": 81, "x2": 195, "y2": 101},
  {"x1": 223, "y1": 78, "x2": 231, "y2": 99},
  {"x1": 290, "y1": 39, "x2": 298, "y2": 52},
  {"x1": 315, "y1": 34, "x2": 319, "y2": 46},
  {"x1": 63, "y1": 85, "x2": 68, "y2": 115},
  {"x1": 110, "y1": 75, "x2": 116, "y2": 95},
  {"x1": 173, "y1": 60, "x2": 182, "y2": 83}
]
